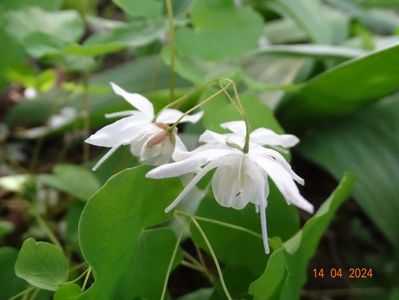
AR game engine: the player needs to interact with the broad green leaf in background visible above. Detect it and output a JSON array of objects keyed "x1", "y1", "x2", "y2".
[
  {"x1": 78, "y1": 166, "x2": 182, "y2": 299},
  {"x1": 269, "y1": 0, "x2": 335, "y2": 44},
  {"x1": 279, "y1": 44, "x2": 399, "y2": 129},
  {"x1": 299, "y1": 95, "x2": 399, "y2": 247},
  {"x1": 0, "y1": 0, "x2": 63, "y2": 11},
  {"x1": 202, "y1": 93, "x2": 284, "y2": 133},
  {"x1": 4, "y1": 7, "x2": 83, "y2": 44},
  {"x1": 37, "y1": 164, "x2": 100, "y2": 202},
  {"x1": 0, "y1": 247, "x2": 26, "y2": 299},
  {"x1": 15, "y1": 238, "x2": 69, "y2": 291},
  {"x1": 3, "y1": 7, "x2": 84, "y2": 58},
  {"x1": 327, "y1": 0, "x2": 399, "y2": 34},
  {"x1": 249, "y1": 173, "x2": 356, "y2": 300},
  {"x1": 113, "y1": 0, "x2": 163, "y2": 19},
  {"x1": 175, "y1": 0, "x2": 263, "y2": 60}
]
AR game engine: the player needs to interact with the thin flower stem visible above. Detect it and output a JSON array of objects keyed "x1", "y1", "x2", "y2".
[
  {"x1": 32, "y1": 210, "x2": 62, "y2": 250},
  {"x1": 165, "y1": 0, "x2": 176, "y2": 100},
  {"x1": 218, "y1": 81, "x2": 243, "y2": 114},
  {"x1": 181, "y1": 260, "x2": 206, "y2": 272},
  {"x1": 160, "y1": 230, "x2": 184, "y2": 300},
  {"x1": 28, "y1": 288, "x2": 39, "y2": 300},
  {"x1": 82, "y1": 267, "x2": 92, "y2": 291},
  {"x1": 219, "y1": 78, "x2": 251, "y2": 153},
  {"x1": 168, "y1": 82, "x2": 233, "y2": 132},
  {"x1": 190, "y1": 217, "x2": 232, "y2": 300},
  {"x1": 176, "y1": 210, "x2": 262, "y2": 240},
  {"x1": 153, "y1": 85, "x2": 205, "y2": 122},
  {"x1": 9, "y1": 287, "x2": 35, "y2": 300},
  {"x1": 67, "y1": 267, "x2": 91, "y2": 284}
]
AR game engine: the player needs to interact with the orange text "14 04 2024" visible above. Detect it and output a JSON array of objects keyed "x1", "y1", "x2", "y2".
[{"x1": 312, "y1": 267, "x2": 373, "y2": 279}]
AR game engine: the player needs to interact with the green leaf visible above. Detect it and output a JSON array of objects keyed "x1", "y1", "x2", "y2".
[
  {"x1": 249, "y1": 173, "x2": 356, "y2": 300},
  {"x1": 0, "y1": 0, "x2": 63, "y2": 11},
  {"x1": 78, "y1": 166, "x2": 182, "y2": 299},
  {"x1": 37, "y1": 164, "x2": 100, "y2": 202},
  {"x1": 54, "y1": 283, "x2": 82, "y2": 300},
  {"x1": 299, "y1": 96, "x2": 399, "y2": 247},
  {"x1": 113, "y1": 0, "x2": 163, "y2": 19},
  {"x1": 179, "y1": 288, "x2": 213, "y2": 300},
  {"x1": 202, "y1": 92, "x2": 284, "y2": 134},
  {"x1": 279, "y1": 44, "x2": 399, "y2": 129},
  {"x1": 176, "y1": 0, "x2": 263, "y2": 60},
  {"x1": 15, "y1": 238, "x2": 69, "y2": 291},
  {"x1": 4, "y1": 7, "x2": 83, "y2": 44},
  {"x1": 0, "y1": 247, "x2": 26, "y2": 299}
]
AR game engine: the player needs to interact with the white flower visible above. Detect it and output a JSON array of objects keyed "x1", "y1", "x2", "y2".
[
  {"x1": 146, "y1": 121, "x2": 313, "y2": 254},
  {"x1": 85, "y1": 82, "x2": 203, "y2": 170}
]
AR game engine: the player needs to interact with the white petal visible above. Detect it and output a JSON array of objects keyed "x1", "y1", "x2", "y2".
[
  {"x1": 172, "y1": 135, "x2": 189, "y2": 161},
  {"x1": 146, "y1": 147, "x2": 232, "y2": 179},
  {"x1": 259, "y1": 198, "x2": 270, "y2": 254},
  {"x1": 250, "y1": 128, "x2": 299, "y2": 148},
  {"x1": 105, "y1": 110, "x2": 136, "y2": 119},
  {"x1": 220, "y1": 120, "x2": 246, "y2": 136},
  {"x1": 85, "y1": 115, "x2": 148, "y2": 147},
  {"x1": 251, "y1": 147, "x2": 304, "y2": 185},
  {"x1": 110, "y1": 82, "x2": 154, "y2": 118},
  {"x1": 164, "y1": 161, "x2": 219, "y2": 213},
  {"x1": 255, "y1": 157, "x2": 314, "y2": 214},
  {"x1": 157, "y1": 109, "x2": 203, "y2": 124},
  {"x1": 199, "y1": 130, "x2": 226, "y2": 144}
]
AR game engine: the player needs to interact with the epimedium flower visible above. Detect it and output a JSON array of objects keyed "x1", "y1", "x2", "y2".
[
  {"x1": 86, "y1": 82, "x2": 203, "y2": 170},
  {"x1": 146, "y1": 120, "x2": 313, "y2": 254}
]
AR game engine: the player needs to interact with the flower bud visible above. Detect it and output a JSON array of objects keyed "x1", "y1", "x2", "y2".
[{"x1": 130, "y1": 123, "x2": 176, "y2": 166}]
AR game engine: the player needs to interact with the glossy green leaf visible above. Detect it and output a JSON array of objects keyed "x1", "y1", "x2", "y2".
[
  {"x1": 249, "y1": 173, "x2": 356, "y2": 300},
  {"x1": 113, "y1": 0, "x2": 163, "y2": 19},
  {"x1": 15, "y1": 238, "x2": 69, "y2": 291},
  {"x1": 299, "y1": 96, "x2": 399, "y2": 247},
  {"x1": 78, "y1": 166, "x2": 182, "y2": 299},
  {"x1": 54, "y1": 283, "x2": 82, "y2": 300},
  {"x1": 0, "y1": 247, "x2": 26, "y2": 299},
  {"x1": 279, "y1": 44, "x2": 399, "y2": 129},
  {"x1": 37, "y1": 164, "x2": 100, "y2": 202},
  {"x1": 176, "y1": 0, "x2": 263, "y2": 60}
]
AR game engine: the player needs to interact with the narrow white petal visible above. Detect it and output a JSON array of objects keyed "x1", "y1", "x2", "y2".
[
  {"x1": 259, "y1": 198, "x2": 270, "y2": 254},
  {"x1": 147, "y1": 147, "x2": 231, "y2": 179},
  {"x1": 255, "y1": 157, "x2": 314, "y2": 214},
  {"x1": 85, "y1": 115, "x2": 148, "y2": 147},
  {"x1": 220, "y1": 120, "x2": 246, "y2": 136},
  {"x1": 251, "y1": 128, "x2": 299, "y2": 148},
  {"x1": 110, "y1": 82, "x2": 154, "y2": 118},
  {"x1": 105, "y1": 110, "x2": 136, "y2": 119},
  {"x1": 92, "y1": 144, "x2": 121, "y2": 171},
  {"x1": 164, "y1": 162, "x2": 218, "y2": 213},
  {"x1": 251, "y1": 147, "x2": 304, "y2": 185},
  {"x1": 157, "y1": 109, "x2": 203, "y2": 124}
]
